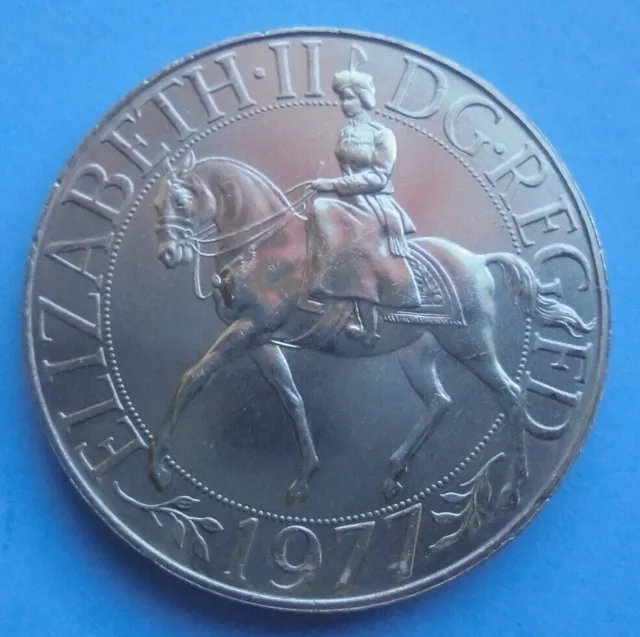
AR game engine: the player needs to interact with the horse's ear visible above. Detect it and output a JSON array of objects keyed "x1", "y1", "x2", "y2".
[
  {"x1": 162, "y1": 157, "x2": 176, "y2": 178},
  {"x1": 178, "y1": 149, "x2": 196, "y2": 175}
]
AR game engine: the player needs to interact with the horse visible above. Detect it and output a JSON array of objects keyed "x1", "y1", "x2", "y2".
[{"x1": 148, "y1": 149, "x2": 594, "y2": 507}]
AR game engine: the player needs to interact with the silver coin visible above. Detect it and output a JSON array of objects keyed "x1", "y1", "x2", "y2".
[{"x1": 24, "y1": 28, "x2": 609, "y2": 611}]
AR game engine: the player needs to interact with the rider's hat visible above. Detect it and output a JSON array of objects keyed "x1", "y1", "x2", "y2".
[{"x1": 332, "y1": 45, "x2": 376, "y2": 109}]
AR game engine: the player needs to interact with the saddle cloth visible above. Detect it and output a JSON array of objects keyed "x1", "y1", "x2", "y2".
[{"x1": 274, "y1": 242, "x2": 466, "y2": 349}]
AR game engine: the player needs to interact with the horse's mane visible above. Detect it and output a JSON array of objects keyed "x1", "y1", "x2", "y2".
[
  {"x1": 192, "y1": 157, "x2": 291, "y2": 231},
  {"x1": 208, "y1": 157, "x2": 289, "y2": 204}
]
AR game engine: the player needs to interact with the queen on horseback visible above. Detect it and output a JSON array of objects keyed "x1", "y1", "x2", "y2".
[
  {"x1": 307, "y1": 47, "x2": 421, "y2": 346},
  {"x1": 149, "y1": 73, "x2": 595, "y2": 503}
]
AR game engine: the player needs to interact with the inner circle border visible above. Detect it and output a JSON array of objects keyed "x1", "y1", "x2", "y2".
[
  {"x1": 24, "y1": 27, "x2": 610, "y2": 613},
  {"x1": 101, "y1": 99, "x2": 528, "y2": 525}
]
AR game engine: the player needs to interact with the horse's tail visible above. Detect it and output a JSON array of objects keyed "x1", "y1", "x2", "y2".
[{"x1": 484, "y1": 252, "x2": 595, "y2": 338}]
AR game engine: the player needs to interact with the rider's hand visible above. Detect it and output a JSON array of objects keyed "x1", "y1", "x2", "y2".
[{"x1": 312, "y1": 178, "x2": 335, "y2": 192}]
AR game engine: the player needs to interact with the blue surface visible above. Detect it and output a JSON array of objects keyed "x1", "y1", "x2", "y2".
[{"x1": 0, "y1": 1, "x2": 637, "y2": 635}]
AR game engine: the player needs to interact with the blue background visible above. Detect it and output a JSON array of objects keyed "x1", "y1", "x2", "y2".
[{"x1": 0, "y1": 1, "x2": 637, "y2": 635}]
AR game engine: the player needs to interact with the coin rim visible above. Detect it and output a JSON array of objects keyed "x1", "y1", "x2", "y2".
[{"x1": 23, "y1": 27, "x2": 611, "y2": 612}]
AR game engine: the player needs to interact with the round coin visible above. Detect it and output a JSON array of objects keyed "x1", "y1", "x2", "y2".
[{"x1": 25, "y1": 28, "x2": 610, "y2": 611}]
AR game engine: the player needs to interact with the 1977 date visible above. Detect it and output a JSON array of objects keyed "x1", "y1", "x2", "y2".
[{"x1": 222, "y1": 504, "x2": 423, "y2": 592}]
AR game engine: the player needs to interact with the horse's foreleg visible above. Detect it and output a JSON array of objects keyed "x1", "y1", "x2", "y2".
[
  {"x1": 252, "y1": 344, "x2": 319, "y2": 505},
  {"x1": 149, "y1": 317, "x2": 262, "y2": 490},
  {"x1": 384, "y1": 332, "x2": 451, "y2": 502}
]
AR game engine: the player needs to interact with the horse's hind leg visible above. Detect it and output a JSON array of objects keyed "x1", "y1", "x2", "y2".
[
  {"x1": 251, "y1": 344, "x2": 319, "y2": 506},
  {"x1": 384, "y1": 332, "x2": 451, "y2": 502},
  {"x1": 435, "y1": 321, "x2": 528, "y2": 509}
]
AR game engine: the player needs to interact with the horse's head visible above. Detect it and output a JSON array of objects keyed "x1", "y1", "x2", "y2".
[{"x1": 154, "y1": 150, "x2": 216, "y2": 269}]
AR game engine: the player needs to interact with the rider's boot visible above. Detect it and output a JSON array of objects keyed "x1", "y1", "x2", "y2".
[{"x1": 345, "y1": 301, "x2": 379, "y2": 348}]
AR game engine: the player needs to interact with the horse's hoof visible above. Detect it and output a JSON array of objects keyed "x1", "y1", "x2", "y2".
[
  {"x1": 286, "y1": 480, "x2": 309, "y2": 506},
  {"x1": 148, "y1": 439, "x2": 172, "y2": 491},
  {"x1": 149, "y1": 462, "x2": 172, "y2": 492},
  {"x1": 383, "y1": 478, "x2": 403, "y2": 502},
  {"x1": 497, "y1": 482, "x2": 521, "y2": 510}
]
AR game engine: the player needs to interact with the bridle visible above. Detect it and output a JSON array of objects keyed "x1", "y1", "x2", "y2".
[{"x1": 156, "y1": 181, "x2": 315, "y2": 300}]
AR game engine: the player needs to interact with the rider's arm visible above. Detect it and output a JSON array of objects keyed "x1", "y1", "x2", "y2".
[{"x1": 333, "y1": 127, "x2": 397, "y2": 196}]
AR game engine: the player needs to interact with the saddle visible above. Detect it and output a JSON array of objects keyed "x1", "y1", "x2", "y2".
[
  {"x1": 273, "y1": 243, "x2": 466, "y2": 350},
  {"x1": 300, "y1": 244, "x2": 463, "y2": 321},
  {"x1": 383, "y1": 244, "x2": 466, "y2": 326}
]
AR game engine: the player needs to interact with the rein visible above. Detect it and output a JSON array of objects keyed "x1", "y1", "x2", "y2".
[{"x1": 159, "y1": 184, "x2": 314, "y2": 300}]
